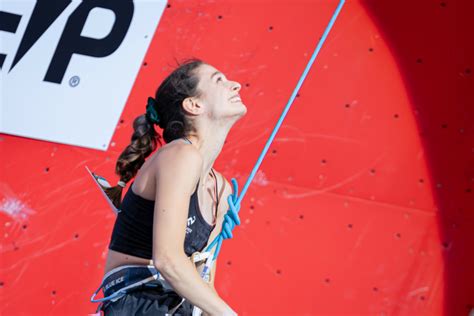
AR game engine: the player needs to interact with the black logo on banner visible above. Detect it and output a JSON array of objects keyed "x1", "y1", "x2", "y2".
[{"x1": 0, "y1": 0, "x2": 134, "y2": 84}]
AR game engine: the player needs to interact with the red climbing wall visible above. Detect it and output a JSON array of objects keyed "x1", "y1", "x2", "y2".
[{"x1": 1, "y1": 0, "x2": 473, "y2": 315}]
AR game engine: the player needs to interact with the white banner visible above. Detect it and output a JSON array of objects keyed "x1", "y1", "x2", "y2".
[{"x1": 0, "y1": 0, "x2": 166, "y2": 151}]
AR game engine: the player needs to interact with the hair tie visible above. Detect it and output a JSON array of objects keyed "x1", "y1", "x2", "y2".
[
  {"x1": 117, "y1": 180, "x2": 126, "y2": 188},
  {"x1": 145, "y1": 97, "x2": 161, "y2": 125}
]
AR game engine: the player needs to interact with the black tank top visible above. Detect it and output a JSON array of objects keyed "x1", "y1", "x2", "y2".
[{"x1": 108, "y1": 139, "x2": 219, "y2": 259}]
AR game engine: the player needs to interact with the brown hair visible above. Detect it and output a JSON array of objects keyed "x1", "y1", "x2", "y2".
[{"x1": 103, "y1": 57, "x2": 205, "y2": 209}]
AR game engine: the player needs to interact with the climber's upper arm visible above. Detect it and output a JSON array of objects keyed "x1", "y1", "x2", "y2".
[{"x1": 152, "y1": 144, "x2": 203, "y2": 267}]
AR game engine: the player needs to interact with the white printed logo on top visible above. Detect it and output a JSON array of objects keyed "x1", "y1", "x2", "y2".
[{"x1": 186, "y1": 216, "x2": 196, "y2": 235}]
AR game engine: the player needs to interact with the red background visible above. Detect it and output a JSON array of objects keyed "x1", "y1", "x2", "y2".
[{"x1": 1, "y1": 0, "x2": 473, "y2": 315}]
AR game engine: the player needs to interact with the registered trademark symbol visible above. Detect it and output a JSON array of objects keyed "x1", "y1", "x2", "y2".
[{"x1": 69, "y1": 75, "x2": 80, "y2": 87}]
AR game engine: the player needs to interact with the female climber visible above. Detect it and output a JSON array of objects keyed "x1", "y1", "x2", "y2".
[{"x1": 92, "y1": 58, "x2": 246, "y2": 315}]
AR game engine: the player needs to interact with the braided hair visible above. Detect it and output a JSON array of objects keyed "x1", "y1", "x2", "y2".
[{"x1": 103, "y1": 57, "x2": 204, "y2": 209}]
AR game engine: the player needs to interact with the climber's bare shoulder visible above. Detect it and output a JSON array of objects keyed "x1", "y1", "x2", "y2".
[{"x1": 103, "y1": 138, "x2": 196, "y2": 276}]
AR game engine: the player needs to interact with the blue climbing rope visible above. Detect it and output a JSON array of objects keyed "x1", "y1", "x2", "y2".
[{"x1": 204, "y1": 0, "x2": 346, "y2": 266}]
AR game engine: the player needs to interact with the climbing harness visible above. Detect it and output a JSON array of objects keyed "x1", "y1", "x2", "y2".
[{"x1": 90, "y1": 251, "x2": 212, "y2": 315}]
